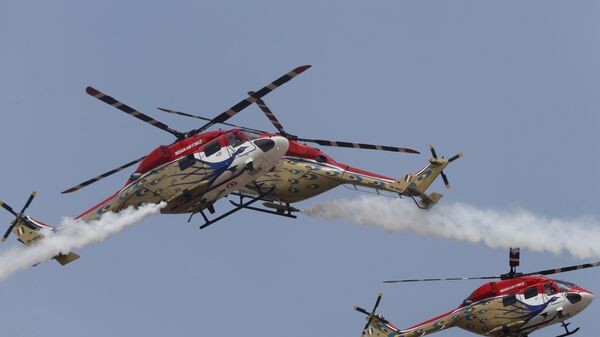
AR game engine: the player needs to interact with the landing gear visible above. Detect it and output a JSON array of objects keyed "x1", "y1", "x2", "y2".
[
  {"x1": 196, "y1": 183, "x2": 276, "y2": 230},
  {"x1": 556, "y1": 322, "x2": 580, "y2": 337}
]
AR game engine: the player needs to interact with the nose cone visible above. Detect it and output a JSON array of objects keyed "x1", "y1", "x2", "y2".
[
  {"x1": 581, "y1": 291, "x2": 594, "y2": 308},
  {"x1": 566, "y1": 290, "x2": 594, "y2": 317},
  {"x1": 254, "y1": 136, "x2": 288, "y2": 163}
]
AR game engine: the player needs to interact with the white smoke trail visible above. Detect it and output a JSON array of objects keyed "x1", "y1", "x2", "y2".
[
  {"x1": 0, "y1": 202, "x2": 165, "y2": 282},
  {"x1": 304, "y1": 196, "x2": 600, "y2": 260}
]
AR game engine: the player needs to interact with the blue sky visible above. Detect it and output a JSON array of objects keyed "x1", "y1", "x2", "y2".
[{"x1": 1, "y1": 1, "x2": 599, "y2": 337}]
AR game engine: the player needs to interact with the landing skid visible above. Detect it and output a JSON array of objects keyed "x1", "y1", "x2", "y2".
[
  {"x1": 196, "y1": 184, "x2": 276, "y2": 230},
  {"x1": 556, "y1": 322, "x2": 580, "y2": 337},
  {"x1": 228, "y1": 193, "x2": 298, "y2": 219}
]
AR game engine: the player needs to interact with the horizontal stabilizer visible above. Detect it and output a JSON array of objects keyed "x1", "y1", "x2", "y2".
[{"x1": 53, "y1": 252, "x2": 80, "y2": 266}]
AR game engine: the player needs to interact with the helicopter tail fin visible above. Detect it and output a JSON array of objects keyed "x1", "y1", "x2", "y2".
[
  {"x1": 10, "y1": 216, "x2": 80, "y2": 266},
  {"x1": 0, "y1": 194, "x2": 80, "y2": 266},
  {"x1": 400, "y1": 145, "x2": 463, "y2": 209}
]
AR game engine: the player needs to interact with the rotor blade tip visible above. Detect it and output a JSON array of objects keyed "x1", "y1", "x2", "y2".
[
  {"x1": 32, "y1": 191, "x2": 37, "y2": 196},
  {"x1": 408, "y1": 149, "x2": 420, "y2": 154},
  {"x1": 85, "y1": 86, "x2": 99, "y2": 96},
  {"x1": 429, "y1": 144, "x2": 435, "y2": 149},
  {"x1": 294, "y1": 65, "x2": 312, "y2": 73}
]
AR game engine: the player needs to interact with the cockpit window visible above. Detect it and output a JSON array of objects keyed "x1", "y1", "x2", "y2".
[
  {"x1": 227, "y1": 132, "x2": 245, "y2": 147},
  {"x1": 204, "y1": 140, "x2": 221, "y2": 157},
  {"x1": 544, "y1": 282, "x2": 557, "y2": 295},
  {"x1": 555, "y1": 280, "x2": 578, "y2": 292},
  {"x1": 524, "y1": 286, "x2": 538, "y2": 299}
]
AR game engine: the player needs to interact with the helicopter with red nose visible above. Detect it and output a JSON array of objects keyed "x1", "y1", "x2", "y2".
[
  {"x1": 355, "y1": 248, "x2": 598, "y2": 337},
  {"x1": 0, "y1": 65, "x2": 309, "y2": 265},
  {"x1": 156, "y1": 90, "x2": 463, "y2": 221}
]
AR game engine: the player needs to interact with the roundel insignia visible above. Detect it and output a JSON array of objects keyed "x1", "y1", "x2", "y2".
[
  {"x1": 348, "y1": 175, "x2": 363, "y2": 183},
  {"x1": 417, "y1": 170, "x2": 432, "y2": 181},
  {"x1": 307, "y1": 184, "x2": 320, "y2": 190},
  {"x1": 226, "y1": 181, "x2": 238, "y2": 189}
]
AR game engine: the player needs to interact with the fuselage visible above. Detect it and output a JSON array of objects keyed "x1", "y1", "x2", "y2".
[
  {"x1": 239, "y1": 134, "x2": 408, "y2": 203},
  {"x1": 374, "y1": 276, "x2": 594, "y2": 337},
  {"x1": 75, "y1": 130, "x2": 289, "y2": 222}
]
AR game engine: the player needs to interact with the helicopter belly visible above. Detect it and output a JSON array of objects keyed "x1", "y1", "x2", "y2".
[{"x1": 244, "y1": 158, "x2": 342, "y2": 203}]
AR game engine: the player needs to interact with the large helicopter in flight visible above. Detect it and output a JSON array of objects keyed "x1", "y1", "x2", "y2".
[
  {"x1": 355, "y1": 248, "x2": 597, "y2": 337},
  {"x1": 156, "y1": 91, "x2": 463, "y2": 225},
  {"x1": 0, "y1": 65, "x2": 310, "y2": 265}
]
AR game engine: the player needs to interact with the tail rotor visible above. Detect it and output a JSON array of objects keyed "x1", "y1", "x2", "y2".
[
  {"x1": 354, "y1": 293, "x2": 388, "y2": 337},
  {"x1": 429, "y1": 145, "x2": 463, "y2": 189},
  {"x1": 0, "y1": 191, "x2": 37, "y2": 242}
]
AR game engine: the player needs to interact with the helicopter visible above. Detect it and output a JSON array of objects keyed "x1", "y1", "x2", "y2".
[
  {"x1": 156, "y1": 90, "x2": 463, "y2": 222},
  {"x1": 0, "y1": 65, "x2": 310, "y2": 265},
  {"x1": 354, "y1": 248, "x2": 598, "y2": 337}
]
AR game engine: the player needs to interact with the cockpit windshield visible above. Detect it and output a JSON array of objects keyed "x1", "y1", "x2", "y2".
[
  {"x1": 555, "y1": 280, "x2": 578, "y2": 292},
  {"x1": 226, "y1": 131, "x2": 245, "y2": 147}
]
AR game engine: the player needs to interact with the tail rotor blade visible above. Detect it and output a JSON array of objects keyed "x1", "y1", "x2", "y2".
[
  {"x1": 2, "y1": 223, "x2": 16, "y2": 242},
  {"x1": 61, "y1": 155, "x2": 146, "y2": 194},
  {"x1": 429, "y1": 144, "x2": 438, "y2": 159},
  {"x1": 20, "y1": 191, "x2": 36, "y2": 215},
  {"x1": 441, "y1": 171, "x2": 450, "y2": 189},
  {"x1": 0, "y1": 201, "x2": 18, "y2": 217},
  {"x1": 447, "y1": 153, "x2": 464, "y2": 163}
]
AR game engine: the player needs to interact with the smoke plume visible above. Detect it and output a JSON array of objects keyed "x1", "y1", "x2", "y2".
[
  {"x1": 304, "y1": 196, "x2": 600, "y2": 260},
  {"x1": 0, "y1": 202, "x2": 164, "y2": 282}
]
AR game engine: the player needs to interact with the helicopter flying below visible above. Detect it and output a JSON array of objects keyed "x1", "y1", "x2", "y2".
[
  {"x1": 0, "y1": 65, "x2": 311, "y2": 265},
  {"x1": 156, "y1": 92, "x2": 463, "y2": 222},
  {"x1": 355, "y1": 248, "x2": 598, "y2": 337}
]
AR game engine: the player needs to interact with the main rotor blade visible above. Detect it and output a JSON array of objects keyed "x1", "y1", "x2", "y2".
[
  {"x1": 0, "y1": 201, "x2": 18, "y2": 217},
  {"x1": 188, "y1": 65, "x2": 311, "y2": 136},
  {"x1": 383, "y1": 276, "x2": 498, "y2": 283},
  {"x1": 248, "y1": 91, "x2": 287, "y2": 135},
  {"x1": 19, "y1": 191, "x2": 36, "y2": 215},
  {"x1": 293, "y1": 137, "x2": 420, "y2": 154},
  {"x1": 61, "y1": 155, "x2": 146, "y2": 194},
  {"x1": 523, "y1": 261, "x2": 600, "y2": 277},
  {"x1": 156, "y1": 107, "x2": 268, "y2": 135},
  {"x1": 86, "y1": 87, "x2": 184, "y2": 139}
]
